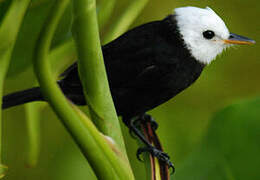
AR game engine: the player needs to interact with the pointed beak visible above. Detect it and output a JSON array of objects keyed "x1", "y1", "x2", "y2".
[{"x1": 224, "y1": 33, "x2": 255, "y2": 45}]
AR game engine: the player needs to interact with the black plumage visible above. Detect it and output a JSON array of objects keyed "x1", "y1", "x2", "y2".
[
  {"x1": 2, "y1": 6, "x2": 256, "y2": 172},
  {"x1": 3, "y1": 15, "x2": 205, "y2": 121}
]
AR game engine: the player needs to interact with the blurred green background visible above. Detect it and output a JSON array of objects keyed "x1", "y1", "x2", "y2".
[{"x1": 2, "y1": 0, "x2": 259, "y2": 179}]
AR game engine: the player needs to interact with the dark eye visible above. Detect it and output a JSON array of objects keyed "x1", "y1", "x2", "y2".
[{"x1": 203, "y1": 30, "x2": 215, "y2": 39}]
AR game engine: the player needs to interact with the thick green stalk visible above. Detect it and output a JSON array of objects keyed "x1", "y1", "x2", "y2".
[
  {"x1": 24, "y1": 39, "x2": 77, "y2": 167},
  {"x1": 0, "y1": 0, "x2": 31, "y2": 177},
  {"x1": 72, "y1": 0, "x2": 128, "y2": 154},
  {"x1": 24, "y1": 103, "x2": 44, "y2": 167},
  {"x1": 102, "y1": 0, "x2": 149, "y2": 44},
  {"x1": 33, "y1": 0, "x2": 133, "y2": 179}
]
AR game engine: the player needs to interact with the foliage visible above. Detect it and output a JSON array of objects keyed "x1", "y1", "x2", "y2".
[
  {"x1": 174, "y1": 98, "x2": 260, "y2": 180},
  {"x1": 1, "y1": 0, "x2": 259, "y2": 180}
]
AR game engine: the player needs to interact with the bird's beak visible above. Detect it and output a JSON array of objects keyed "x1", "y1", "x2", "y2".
[{"x1": 224, "y1": 33, "x2": 255, "y2": 45}]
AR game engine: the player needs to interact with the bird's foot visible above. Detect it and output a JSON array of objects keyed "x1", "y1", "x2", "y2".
[
  {"x1": 129, "y1": 114, "x2": 158, "y2": 137},
  {"x1": 137, "y1": 145, "x2": 175, "y2": 174},
  {"x1": 125, "y1": 115, "x2": 175, "y2": 174}
]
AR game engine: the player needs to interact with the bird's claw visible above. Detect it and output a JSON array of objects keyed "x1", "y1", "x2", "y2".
[
  {"x1": 136, "y1": 146, "x2": 175, "y2": 173},
  {"x1": 129, "y1": 118, "x2": 141, "y2": 138}
]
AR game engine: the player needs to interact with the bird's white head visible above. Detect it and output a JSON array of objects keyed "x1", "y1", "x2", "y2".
[{"x1": 174, "y1": 6, "x2": 255, "y2": 64}]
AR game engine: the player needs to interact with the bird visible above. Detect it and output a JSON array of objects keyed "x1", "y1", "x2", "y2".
[{"x1": 2, "y1": 6, "x2": 255, "y2": 169}]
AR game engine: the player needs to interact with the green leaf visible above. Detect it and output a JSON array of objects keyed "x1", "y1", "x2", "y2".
[
  {"x1": 6, "y1": 1, "x2": 73, "y2": 77},
  {"x1": 174, "y1": 97, "x2": 260, "y2": 180},
  {"x1": 6, "y1": 1, "x2": 53, "y2": 77},
  {"x1": 97, "y1": 0, "x2": 116, "y2": 29},
  {"x1": 0, "y1": 0, "x2": 31, "y2": 177},
  {"x1": 0, "y1": 1, "x2": 12, "y2": 23},
  {"x1": 206, "y1": 98, "x2": 260, "y2": 180},
  {"x1": 174, "y1": 146, "x2": 235, "y2": 180}
]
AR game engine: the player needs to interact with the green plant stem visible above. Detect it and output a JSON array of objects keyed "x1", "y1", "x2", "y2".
[
  {"x1": 24, "y1": 38, "x2": 77, "y2": 167},
  {"x1": 24, "y1": 103, "x2": 44, "y2": 167},
  {"x1": 0, "y1": 0, "x2": 31, "y2": 177},
  {"x1": 72, "y1": 0, "x2": 128, "y2": 155},
  {"x1": 102, "y1": 0, "x2": 149, "y2": 44},
  {"x1": 33, "y1": 0, "x2": 134, "y2": 179}
]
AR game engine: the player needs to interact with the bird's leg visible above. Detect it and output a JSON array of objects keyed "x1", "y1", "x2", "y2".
[
  {"x1": 142, "y1": 113, "x2": 158, "y2": 131},
  {"x1": 125, "y1": 115, "x2": 175, "y2": 172},
  {"x1": 128, "y1": 114, "x2": 158, "y2": 137},
  {"x1": 128, "y1": 116, "x2": 142, "y2": 138}
]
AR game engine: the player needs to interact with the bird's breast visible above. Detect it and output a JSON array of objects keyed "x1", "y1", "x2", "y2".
[{"x1": 165, "y1": 58, "x2": 205, "y2": 94}]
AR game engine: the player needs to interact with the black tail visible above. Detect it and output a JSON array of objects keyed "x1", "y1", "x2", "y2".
[{"x1": 2, "y1": 87, "x2": 44, "y2": 109}]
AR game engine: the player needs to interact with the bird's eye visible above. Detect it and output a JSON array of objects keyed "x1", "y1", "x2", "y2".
[{"x1": 203, "y1": 30, "x2": 215, "y2": 39}]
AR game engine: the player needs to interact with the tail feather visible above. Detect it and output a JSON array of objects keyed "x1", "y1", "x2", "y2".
[{"x1": 2, "y1": 87, "x2": 44, "y2": 109}]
